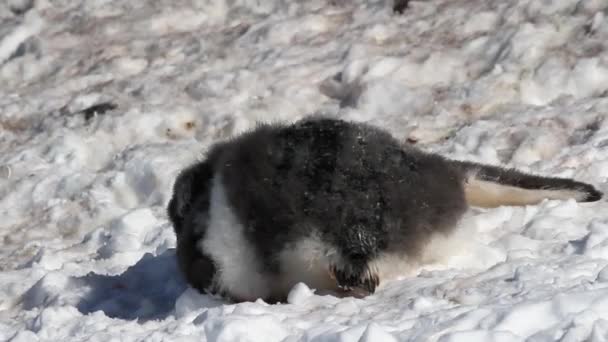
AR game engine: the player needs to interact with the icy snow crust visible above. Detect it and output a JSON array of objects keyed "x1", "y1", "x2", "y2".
[{"x1": 1, "y1": 0, "x2": 608, "y2": 341}]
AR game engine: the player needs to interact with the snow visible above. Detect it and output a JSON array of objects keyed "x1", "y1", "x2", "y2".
[{"x1": 1, "y1": 0, "x2": 608, "y2": 341}]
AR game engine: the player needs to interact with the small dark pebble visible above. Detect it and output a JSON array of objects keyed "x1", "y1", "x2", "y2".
[
  {"x1": 393, "y1": 0, "x2": 410, "y2": 14},
  {"x1": 79, "y1": 102, "x2": 118, "y2": 121}
]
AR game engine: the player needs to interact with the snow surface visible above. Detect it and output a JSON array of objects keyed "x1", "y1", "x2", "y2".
[{"x1": 1, "y1": 0, "x2": 608, "y2": 341}]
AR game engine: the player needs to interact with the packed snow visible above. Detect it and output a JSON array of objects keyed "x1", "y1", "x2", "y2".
[{"x1": 1, "y1": 0, "x2": 608, "y2": 341}]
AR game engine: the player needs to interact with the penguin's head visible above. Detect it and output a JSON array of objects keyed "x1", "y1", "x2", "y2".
[{"x1": 167, "y1": 161, "x2": 213, "y2": 236}]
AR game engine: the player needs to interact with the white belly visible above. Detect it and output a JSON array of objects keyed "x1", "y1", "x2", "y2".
[
  {"x1": 277, "y1": 234, "x2": 342, "y2": 296},
  {"x1": 199, "y1": 173, "x2": 271, "y2": 301}
]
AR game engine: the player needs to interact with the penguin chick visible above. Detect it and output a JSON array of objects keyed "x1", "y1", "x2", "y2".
[{"x1": 167, "y1": 117, "x2": 602, "y2": 303}]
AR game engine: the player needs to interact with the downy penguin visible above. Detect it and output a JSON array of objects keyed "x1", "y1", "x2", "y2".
[{"x1": 167, "y1": 117, "x2": 602, "y2": 302}]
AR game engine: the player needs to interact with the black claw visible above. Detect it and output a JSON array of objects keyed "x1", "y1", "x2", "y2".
[{"x1": 331, "y1": 264, "x2": 379, "y2": 295}]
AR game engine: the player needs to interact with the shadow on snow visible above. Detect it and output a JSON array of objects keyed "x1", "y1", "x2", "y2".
[{"x1": 75, "y1": 249, "x2": 224, "y2": 322}]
